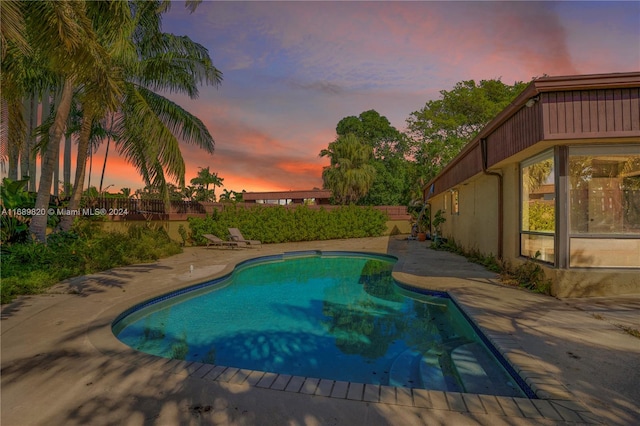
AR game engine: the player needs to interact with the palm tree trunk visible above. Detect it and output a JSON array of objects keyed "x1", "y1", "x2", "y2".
[
  {"x1": 99, "y1": 115, "x2": 114, "y2": 193},
  {"x1": 28, "y1": 95, "x2": 37, "y2": 191},
  {"x1": 63, "y1": 134, "x2": 71, "y2": 196},
  {"x1": 60, "y1": 112, "x2": 93, "y2": 231},
  {"x1": 99, "y1": 138, "x2": 110, "y2": 193},
  {"x1": 87, "y1": 149, "x2": 93, "y2": 190},
  {"x1": 30, "y1": 78, "x2": 74, "y2": 242},
  {"x1": 20, "y1": 95, "x2": 31, "y2": 183},
  {"x1": 6, "y1": 98, "x2": 22, "y2": 181},
  {"x1": 41, "y1": 91, "x2": 59, "y2": 196},
  {"x1": 54, "y1": 87, "x2": 71, "y2": 197}
]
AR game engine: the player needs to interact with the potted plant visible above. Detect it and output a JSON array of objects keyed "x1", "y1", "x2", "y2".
[
  {"x1": 416, "y1": 210, "x2": 430, "y2": 241},
  {"x1": 408, "y1": 203, "x2": 430, "y2": 241},
  {"x1": 432, "y1": 209, "x2": 446, "y2": 246}
]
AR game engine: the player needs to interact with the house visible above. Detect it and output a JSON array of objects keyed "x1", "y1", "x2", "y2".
[
  {"x1": 242, "y1": 189, "x2": 332, "y2": 205},
  {"x1": 423, "y1": 72, "x2": 640, "y2": 297}
]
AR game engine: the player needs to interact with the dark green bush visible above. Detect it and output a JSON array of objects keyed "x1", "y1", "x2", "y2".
[
  {"x1": 188, "y1": 204, "x2": 388, "y2": 245},
  {"x1": 0, "y1": 223, "x2": 182, "y2": 304}
]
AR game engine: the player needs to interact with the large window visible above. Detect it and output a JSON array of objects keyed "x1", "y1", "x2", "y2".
[
  {"x1": 521, "y1": 150, "x2": 555, "y2": 264},
  {"x1": 568, "y1": 145, "x2": 640, "y2": 268}
]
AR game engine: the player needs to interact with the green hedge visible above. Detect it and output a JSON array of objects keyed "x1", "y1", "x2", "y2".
[{"x1": 188, "y1": 204, "x2": 388, "y2": 245}]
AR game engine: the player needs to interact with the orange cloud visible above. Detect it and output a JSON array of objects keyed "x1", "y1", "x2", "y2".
[{"x1": 276, "y1": 160, "x2": 324, "y2": 176}]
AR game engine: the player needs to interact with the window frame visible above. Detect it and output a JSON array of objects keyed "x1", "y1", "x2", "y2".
[{"x1": 520, "y1": 149, "x2": 556, "y2": 264}]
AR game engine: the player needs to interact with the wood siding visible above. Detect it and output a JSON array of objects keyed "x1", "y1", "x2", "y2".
[
  {"x1": 426, "y1": 78, "x2": 640, "y2": 199},
  {"x1": 429, "y1": 104, "x2": 543, "y2": 197},
  {"x1": 486, "y1": 103, "x2": 544, "y2": 167},
  {"x1": 542, "y1": 88, "x2": 640, "y2": 139},
  {"x1": 427, "y1": 143, "x2": 482, "y2": 197}
]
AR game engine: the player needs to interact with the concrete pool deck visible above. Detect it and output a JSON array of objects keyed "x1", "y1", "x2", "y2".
[{"x1": 1, "y1": 235, "x2": 639, "y2": 425}]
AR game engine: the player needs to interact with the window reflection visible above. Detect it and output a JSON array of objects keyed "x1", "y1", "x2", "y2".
[
  {"x1": 521, "y1": 151, "x2": 555, "y2": 263},
  {"x1": 569, "y1": 146, "x2": 640, "y2": 235}
]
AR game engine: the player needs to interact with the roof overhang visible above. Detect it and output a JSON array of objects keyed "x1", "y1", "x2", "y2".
[{"x1": 423, "y1": 72, "x2": 640, "y2": 193}]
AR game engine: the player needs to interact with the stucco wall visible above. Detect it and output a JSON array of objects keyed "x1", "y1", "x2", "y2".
[
  {"x1": 549, "y1": 268, "x2": 640, "y2": 298},
  {"x1": 428, "y1": 159, "x2": 640, "y2": 298},
  {"x1": 501, "y1": 164, "x2": 521, "y2": 264},
  {"x1": 429, "y1": 173, "x2": 499, "y2": 256}
]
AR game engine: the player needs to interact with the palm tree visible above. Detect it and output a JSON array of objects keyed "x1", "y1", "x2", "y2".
[
  {"x1": 320, "y1": 134, "x2": 376, "y2": 204},
  {"x1": 219, "y1": 188, "x2": 233, "y2": 202},
  {"x1": 0, "y1": 0, "x2": 28, "y2": 181},
  {"x1": 99, "y1": 115, "x2": 116, "y2": 193},
  {"x1": 59, "y1": 109, "x2": 120, "y2": 231},
  {"x1": 4, "y1": 1, "x2": 218, "y2": 241},
  {"x1": 0, "y1": 1, "x2": 29, "y2": 61},
  {"x1": 190, "y1": 167, "x2": 224, "y2": 202},
  {"x1": 59, "y1": 0, "x2": 221, "y2": 231},
  {"x1": 112, "y1": 0, "x2": 221, "y2": 204},
  {"x1": 1, "y1": 2, "x2": 59, "y2": 185},
  {"x1": 22, "y1": 1, "x2": 126, "y2": 242},
  {"x1": 181, "y1": 185, "x2": 197, "y2": 201},
  {"x1": 119, "y1": 187, "x2": 131, "y2": 198}
]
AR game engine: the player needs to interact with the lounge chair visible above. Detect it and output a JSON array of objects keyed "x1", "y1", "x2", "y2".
[
  {"x1": 203, "y1": 234, "x2": 241, "y2": 249},
  {"x1": 228, "y1": 228, "x2": 262, "y2": 248}
]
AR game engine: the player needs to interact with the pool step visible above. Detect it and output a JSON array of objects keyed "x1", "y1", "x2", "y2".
[
  {"x1": 388, "y1": 349, "x2": 421, "y2": 388},
  {"x1": 418, "y1": 351, "x2": 448, "y2": 391},
  {"x1": 388, "y1": 348, "x2": 450, "y2": 391},
  {"x1": 451, "y1": 342, "x2": 518, "y2": 396}
]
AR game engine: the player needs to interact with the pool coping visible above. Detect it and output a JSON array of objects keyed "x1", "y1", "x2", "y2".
[{"x1": 88, "y1": 251, "x2": 602, "y2": 425}]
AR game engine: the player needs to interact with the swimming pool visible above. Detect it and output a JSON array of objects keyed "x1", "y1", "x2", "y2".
[{"x1": 113, "y1": 251, "x2": 533, "y2": 397}]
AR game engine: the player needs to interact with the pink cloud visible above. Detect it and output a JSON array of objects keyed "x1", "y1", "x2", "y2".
[{"x1": 79, "y1": 1, "x2": 638, "y2": 195}]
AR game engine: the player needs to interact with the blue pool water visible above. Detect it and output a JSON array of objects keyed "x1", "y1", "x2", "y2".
[{"x1": 113, "y1": 251, "x2": 532, "y2": 397}]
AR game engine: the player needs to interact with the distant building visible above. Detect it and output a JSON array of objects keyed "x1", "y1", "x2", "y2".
[
  {"x1": 242, "y1": 189, "x2": 332, "y2": 205},
  {"x1": 424, "y1": 72, "x2": 640, "y2": 297}
]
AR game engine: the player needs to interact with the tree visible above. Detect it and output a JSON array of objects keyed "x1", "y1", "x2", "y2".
[
  {"x1": 58, "y1": 0, "x2": 221, "y2": 231},
  {"x1": 335, "y1": 110, "x2": 413, "y2": 205},
  {"x1": 190, "y1": 166, "x2": 223, "y2": 202},
  {"x1": 407, "y1": 79, "x2": 527, "y2": 181},
  {"x1": 20, "y1": 0, "x2": 126, "y2": 242},
  {"x1": 218, "y1": 189, "x2": 244, "y2": 202},
  {"x1": 320, "y1": 134, "x2": 376, "y2": 204},
  {"x1": 181, "y1": 185, "x2": 197, "y2": 201},
  {"x1": 358, "y1": 157, "x2": 412, "y2": 206},
  {"x1": 219, "y1": 188, "x2": 233, "y2": 202},
  {"x1": 233, "y1": 190, "x2": 245, "y2": 202},
  {"x1": 119, "y1": 187, "x2": 131, "y2": 198},
  {"x1": 3, "y1": 1, "x2": 219, "y2": 240},
  {"x1": 337, "y1": 110, "x2": 409, "y2": 161},
  {"x1": 1, "y1": 4, "x2": 60, "y2": 187},
  {"x1": 113, "y1": 0, "x2": 221, "y2": 203}
]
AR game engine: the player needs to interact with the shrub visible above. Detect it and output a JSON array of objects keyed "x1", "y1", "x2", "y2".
[
  {"x1": 188, "y1": 204, "x2": 388, "y2": 245},
  {"x1": 0, "y1": 222, "x2": 182, "y2": 304},
  {"x1": 431, "y1": 238, "x2": 552, "y2": 294},
  {"x1": 500, "y1": 253, "x2": 553, "y2": 294}
]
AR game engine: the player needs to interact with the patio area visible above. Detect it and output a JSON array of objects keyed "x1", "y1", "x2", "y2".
[{"x1": 2, "y1": 236, "x2": 639, "y2": 425}]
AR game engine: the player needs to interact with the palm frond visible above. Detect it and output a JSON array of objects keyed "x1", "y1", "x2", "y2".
[
  {"x1": 0, "y1": 0, "x2": 30, "y2": 60},
  {"x1": 116, "y1": 84, "x2": 187, "y2": 186},
  {"x1": 135, "y1": 86, "x2": 214, "y2": 153},
  {"x1": 135, "y1": 34, "x2": 222, "y2": 97}
]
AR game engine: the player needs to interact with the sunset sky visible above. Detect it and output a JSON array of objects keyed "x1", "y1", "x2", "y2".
[{"x1": 89, "y1": 1, "x2": 640, "y2": 194}]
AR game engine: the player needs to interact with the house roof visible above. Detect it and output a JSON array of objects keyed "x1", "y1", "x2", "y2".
[
  {"x1": 242, "y1": 189, "x2": 332, "y2": 201},
  {"x1": 475, "y1": 72, "x2": 640, "y2": 145},
  {"x1": 424, "y1": 71, "x2": 640, "y2": 196}
]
